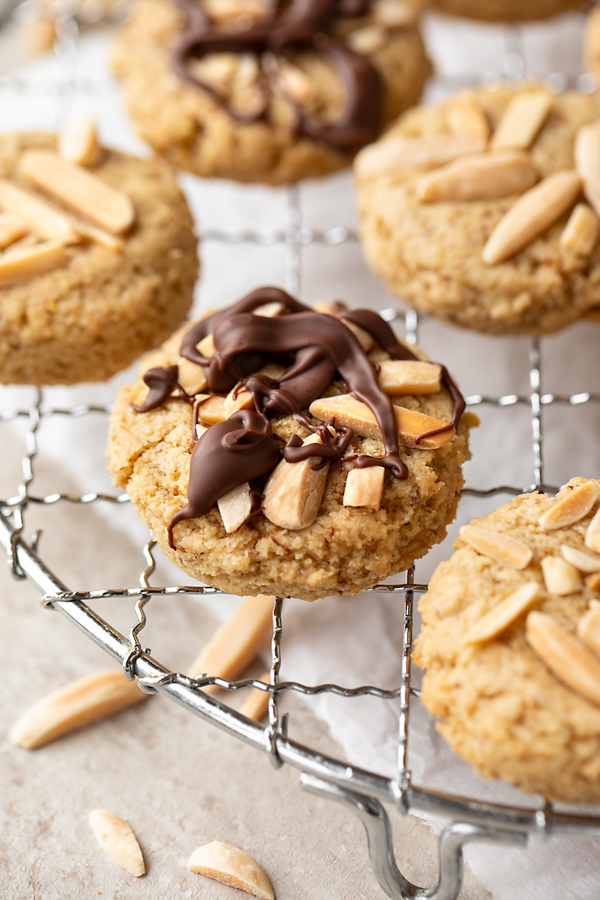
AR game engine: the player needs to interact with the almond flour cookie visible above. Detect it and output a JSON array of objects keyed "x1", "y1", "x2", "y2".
[
  {"x1": 0, "y1": 127, "x2": 198, "y2": 385},
  {"x1": 356, "y1": 85, "x2": 600, "y2": 335},
  {"x1": 111, "y1": 0, "x2": 431, "y2": 185},
  {"x1": 428, "y1": 0, "x2": 584, "y2": 21},
  {"x1": 415, "y1": 478, "x2": 600, "y2": 802},
  {"x1": 107, "y1": 287, "x2": 475, "y2": 601}
]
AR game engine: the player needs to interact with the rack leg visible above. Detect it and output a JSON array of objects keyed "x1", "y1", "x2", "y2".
[{"x1": 301, "y1": 774, "x2": 526, "y2": 900}]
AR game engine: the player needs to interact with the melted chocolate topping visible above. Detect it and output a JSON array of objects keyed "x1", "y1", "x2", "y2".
[
  {"x1": 170, "y1": 0, "x2": 384, "y2": 152},
  {"x1": 134, "y1": 286, "x2": 465, "y2": 547}
]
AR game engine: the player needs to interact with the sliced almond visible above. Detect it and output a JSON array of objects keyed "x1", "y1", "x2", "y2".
[
  {"x1": 561, "y1": 544, "x2": 600, "y2": 574},
  {"x1": 373, "y1": 0, "x2": 416, "y2": 26},
  {"x1": 188, "y1": 594, "x2": 274, "y2": 679},
  {"x1": 234, "y1": 54, "x2": 261, "y2": 90},
  {"x1": 263, "y1": 433, "x2": 329, "y2": 530},
  {"x1": 0, "y1": 240, "x2": 64, "y2": 285},
  {"x1": 459, "y1": 524, "x2": 533, "y2": 570},
  {"x1": 560, "y1": 203, "x2": 599, "y2": 256},
  {"x1": 196, "y1": 423, "x2": 208, "y2": 439},
  {"x1": 586, "y1": 508, "x2": 600, "y2": 553},
  {"x1": 489, "y1": 90, "x2": 553, "y2": 151},
  {"x1": 0, "y1": 212, "x2": 29, "y2": 250},
  {"x1": 177, "y1": 357, "x2": 208, "y2": 396},
  {"x1": 253, "y1": 301, "x2": 284, "y2": 318},
  {"x1": 539, "y1": 481, "x2": 598, "y2": 530},
  {"x1": 464, "y1": 582, "x2": 541, "y2": 644},
  {"x1": 309, "y1": 394, "x2": 454, "y2": 449},
  {"x1": 587, "y1": 573, "x2": 600, "y2": 592},
  {"x1": 342, "y1": 319, "x2": 374, "y2": 352},
  {"x1": 276, "y1": 62, "x2": 313, "y2": 104},
  {"x1": 224, "y1": 383, "x2": 254, "y2": 417},
  {"x1": 20, "y1": 150, "x2": 134, "y2": 235},
  {"x1": 417, "y1": 151, "x2": 538, "y2": 203},
  {"x1": 526, "y1": 611, "x2": 600, "y2": 708},
  {"x1": 197, "y1": 395, "x2": 227, "y2": 426},
  {"x1": 10, "y1": 669, "x2": 147, "y2": 750},
  {"x1": 187, "y1": 841, "x2": 274, "y2": 900},
  {"x1": 377, "y1": 360, "x2": 442, "y2": 395},
  {"x1": 239, "y1": 672, "x2": 270, "y2": 721},
  {"x1": 189, "y1": 53, "x2": 239, "y2": 91},
  {"x1": 217, "y1": 482, "x2": 253, "y2": 533},
  {"x1": 577, "y1": 605, "x2": 600, "y2": 656},
  {"x1": 347, "y1": 25, "x2": 386, "y2": 54},
  {"x1": 574, "y1": 121, "x2": 600, "y2": 218},
  {"x1": 446, "y1": 90, "x2": 490, "y2": 142},
  {"x1": 354, "y1": 135, "x2": 486, "y2": 179},
  {"x1": 0, "y1": 180, "x2": 81, "y2": 244},
  {"x1": 59, "y1": 114, "x2": 102, "y2": 167},
  {"x1": 89, "y1": 810, "x2": 145, "y2": 877},
  {"x1": 197, "y1": 333, "x2": 215, "y2": 358},
  {"x1": 76, "y1": 220, "x2": 123, "y2": 251},
  {"x1": 343, "y1": 465, "x2": 385, "y2": 510},
  {"x1": 482, "y1": 170, "x2": 581, "y2": 265},
  {"x1": 541, "y1": 556, "x2": 582, "y2": 596}
]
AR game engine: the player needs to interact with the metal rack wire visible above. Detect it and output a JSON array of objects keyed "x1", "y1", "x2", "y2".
[{"x1": 2, "y1": 10, "x2": 600, "y2": 900}]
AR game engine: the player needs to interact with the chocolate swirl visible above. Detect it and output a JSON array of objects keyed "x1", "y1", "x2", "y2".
[{"x1": 170, "y1": 0, "x2": 384, "y2": 152}]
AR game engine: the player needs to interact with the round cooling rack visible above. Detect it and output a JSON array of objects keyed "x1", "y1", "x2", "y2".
[{"x1": 2, "y1": 10, "x2": 600, "y2": 900}]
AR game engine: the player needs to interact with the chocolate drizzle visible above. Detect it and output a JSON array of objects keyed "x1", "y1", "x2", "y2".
[
  {"x1": 134, "y1": 286, "x2": 466, "y2": 548},
  {"x1": 170, "y1": 0, "x2": 384, "y2": 153}
]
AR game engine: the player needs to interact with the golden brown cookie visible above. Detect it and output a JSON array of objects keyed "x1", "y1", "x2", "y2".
[
  {"x1": 356, "y1": 85, "x2": 600, "y2": 336},
  {"x1": 428, "y1": 0, "x2": 584, "y2": 21},
  {"x1": 0, "y1": 130, "x2": 198, "y2": 385},
  {"x1": 107, "y1": 287, "x2": 475, "y2": 601},
  {"x1": 415, "y1": 478, "x2": 600, "y2": 802},
  {"x1": 111, "y1": 0, "x2": 431, "y2": 185}
]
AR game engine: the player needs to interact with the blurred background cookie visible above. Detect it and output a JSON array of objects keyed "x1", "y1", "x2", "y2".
[{"x1": 428, "y1": 0, "x2": 585, "y2": 22}]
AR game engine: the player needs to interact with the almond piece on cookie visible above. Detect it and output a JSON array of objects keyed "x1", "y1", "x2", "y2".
[
  {"x1": 354, "y1": 135, "x2": 486, "y2": 179},
  {"x1": 0, "y1": 212, "x2": 29, "y2": 249},
  {"x1": 560, "y1": 203, "x2": 599, "y2": 256},
  {"x1": 489, "y1": 90, "x2": 553, "y2": 151},
  {"x1": 561, "y1": 544, "x2": 600, "y2": 573},
  {"x1": 0, "y1": 180, "x2": 81, "y2": 244},
  {"x1": 526, "y1": 611, "x2": 600, "y2": 708},
  {"x1": 177, "y1": 356, "x2": 208, "y2": 396},
  {"x1": 262, "y1": 433, "x2": 329, "y2": 530},
  {"x1": 187, "y1": 841, "x2": 274, "y2": 900},
  {"x1": 446, "y1": 90, "x2": 490, "y2": 142},
  {"x1": 0, "y1": 240, "x2": 65, "y2": 285},
  {"x1": 89, "y1": 810, "x2": 145, "y2": 877},
  {"x1": 459, "y1": 525, "x2": 533, "y2": 570},
  {"x1": 586, "y1": 508, "x2": 600, "y2": 553},
  {"x1": 541, "y1": 556, "x2": 582, "y2": 596},
  {"x1": 217, "y1": 482, "x2": 253, "y2": 533},
  {"x1": 464, "y1": 582, "x2": 541, "y2": 644},
  {"x1": 417, "y1": 151, "x2": 538, "y2": 203},
  {"x1": 539, "y1": 480, "x2": 599, "y2": 530},
  {"x1": 343, "y1": 465, "x2": 385, "y2": 510},
  {"x1": 59, "y1": 114, "x2": 102, "y2": 167},
  {"x1": 377, "y1": 360, "x2": 442, "y2": 394}
]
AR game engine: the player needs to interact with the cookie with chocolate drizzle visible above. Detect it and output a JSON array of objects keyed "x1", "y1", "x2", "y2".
[
  {"x1": 112, "y1": 0, "x2": 431, "y2": 184},
  {"x1": 107, "y1": 287, "x2": 475, "y2": 600}
]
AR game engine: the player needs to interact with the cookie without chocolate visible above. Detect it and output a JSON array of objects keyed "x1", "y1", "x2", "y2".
[
  {"x1": 112, "y1": 0, "x2": 431, "y2": 185},
  {"x1": 107, "y1": 287, "x2": 474, "y2": 601},
  {"x1": 0, "y1": 131, "x2": 197, "y2": 385},
  {"x1": 356, "y1": 85, "x2": 600, "y2": 335},
  {"x1": 415, "y1": 478, "x2": 600, "y2": 802},
  {"x1": 428, "y1": 0, "x2": 584, "y2": 21}
]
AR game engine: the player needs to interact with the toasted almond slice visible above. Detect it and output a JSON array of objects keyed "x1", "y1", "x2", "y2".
[
  {"x1": 539, "y1": 481, "x2": 598, "y2": 531},
  {"x1": 89, "y1": 810, "x2": 145, "y2": 877},
  {"x1": 197, "y1": 333, "x2": 215, "y2": 358},
  {"x1": 482, "y1": 170, "x2": 581, "y2": 265},
  {"x1": 490, "y1": 90, "x2": 553, "y2": 151},
  {"x1": 189, "y1": 52, "x2": 239, "y2": 90},
  {"x1": 59, "y1": 114, "x2": 102, "y2": 167},
  {"x1": 309, "y1": 394, "x2": 454, "y2": 449},
  {"x1": 234, "y1": 53, "x2": 261, "y2": 90},
  {"x1": 560, "y1": 203, "x2": 599, "y2": 256},
  {"x1": 561, "y1": 544, "x2": 600, "y2": 573},
  {"x1": 587, "y1": 573, "x2": 600, "y2": 591},
  {"x1": 459, "y1": 524, "x2": 533, "y2": 570},
  {"x1": 464, "y1": 582, "x2": 541, "y2": 644},
  {"x1": 354, "y1": 135, "x2": 486, "y2": 179},
  {"x1": 577, "y1": 605, "x2": 600, "y2": 656},
  {"x1": 258, "y1": 361, "x2": 285, "y2": 380},
  {"x1": 0, "y1": 240, "x2": 65, "y2": 285},
  {"x1": 20, "y1": 150, "x2": 134, "y2": 235},
  {"x1": 239, "y1": 673, "x2": 270, "y2": 721},
  {"x1": 187, "y1": 841, "x2": 274, "y2": 900},
  {"x1": 263, "y1": 433, "x2": 329, "y2": 530},
  {"x1": 0, "y1": 180, "x2": 81, "y2": 244},
  {"x1": 0, "y1": 212, "x2": 29, "y2": 249},
  {"x1": 196, "y1": 423, "x2": 208, "y2": 439},
  {"x1": 313, "y1": 301, "x2": 334, "y2": 315},
  {"x1": 574, "y1": 121, "x2": 600, "y2": 217},
  {"x1": 10, "y1": 669, "x2": 147, "y2": 750},
  {"x1": 343, "y1": 465, "x2": 385, "y2": 509},
  {"x1": 342, "y1": 319, "x2": 374, "y2": 352},
  {"x1": 446, "y1": 90, "x2": 490, "y2": 142},
  {"x1": 177, "y1": 356, "x2": 208, "y2": 396},
  {"x1": 541, "y1": 556, "x2": 582, "y2": 595},
  {"x1": 76, "y1": 220, "x2": 123, "y2": 251},
  {"x1": 197, "y1": 395, "x2": 227, "y2": 426},
  {"x1": 253, "y1": 301, "x2": 284, "y2": 317},
  {"x1": 585, "y1": 508, "x2": 600, "y2": 553},
  {"x1": 217, "y1": 482, "x2": 253, "y2": 533},
  {"x1": 348, "y1": 25, "x2": 386, "y2": 54},
  {"x1": 224, "y1": 384, "x2": 254, "y2": 417},
  {"x1": 377, "y1": 360, "x2": 442, "y2": 395},
  {"x1": 276, "y1": 62, "x2": 313, "y2": 103},
  {"x1": 526, "y1": 611, "x2": 600, "y2": 707},
  {"x1": 373, "y1": 0, "x2": 416, "y2": 26},
  {"x1": 188, "y1": 594, "x2": 274, "y2": 680},
  {"x1": 417, "y1": 151, "x2": 538, "y2": 204}
]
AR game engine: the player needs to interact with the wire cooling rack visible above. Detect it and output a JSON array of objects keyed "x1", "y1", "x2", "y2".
[{"x1": 2, "y1": 10, "x2": 600, "y2": 900}]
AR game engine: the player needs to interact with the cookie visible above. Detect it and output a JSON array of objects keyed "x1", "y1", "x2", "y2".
[
  {"x1": 356, "y1": 84, "x2": 600, "y2": 336},
  {"x1": 111, "y1": 0, "x2": 431, "y2": 185},
  {"x1": 415, "y1": 478, "x2": 600, "y2": 802},
  {"x1": 428, "y1": 0, "x2": 584, "y2": 21},
  {"x1": 107, "y1": 287, "x2": 475, "y2": 601},
  {"x1": 585, "y1": 7, "x2": 600, "y2": 88},
  {"x1": 0, "y1": 128, "x2": 198, "y2": 385}
]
